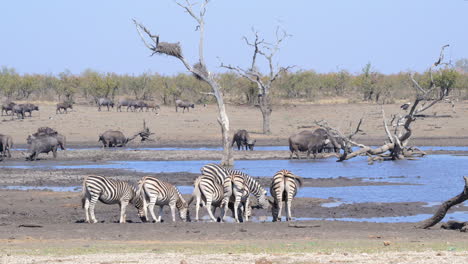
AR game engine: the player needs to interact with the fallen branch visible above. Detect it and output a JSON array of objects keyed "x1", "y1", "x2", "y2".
[{"x1": 416, "y1": 176, "x2": 468, "y2": 229}]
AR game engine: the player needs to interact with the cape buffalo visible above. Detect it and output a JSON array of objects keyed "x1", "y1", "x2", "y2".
[
  {"x1": 97, "y1": 98, "x2": 114, "y2": 111},
  {"x1": 116, "y1": 98, "x2": 135, "y2": 112},
  {"x1": 98, "y1": 130, "x2": 142, "y2": 147},
  {"x1": 26, "y1": 135, "x2": 61, "y2": 161},
  {"x1": 1, "y1": 102, "x2": 16, "y2": 116},
  {"x1": 0, "y1": 134, "x2": 13, "y2": 159},
  {"x1": 232, "y1": 129, "x2": 256, "y2": 150},
  {"x1": 56, "y1": 102, "x2": 73, "y2": 114},
  {"x1": 288, "y1": 130, "x2": 330, "y2": 159},
  {"x1": 175, "y1": 99, "x2": 194, "y2": 113}
]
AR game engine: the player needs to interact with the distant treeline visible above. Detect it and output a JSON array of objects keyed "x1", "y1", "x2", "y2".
[{"x1": 1, "y1": 61, "x2": 467, "y2": 105}]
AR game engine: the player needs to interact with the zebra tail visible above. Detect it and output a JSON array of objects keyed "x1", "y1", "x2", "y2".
[
  {"x1": 188, "y1": 177, "x2": 202, "y2": 206},
  {"x1": 285, "y1": 172, "x2": 303, "y2": 188}
]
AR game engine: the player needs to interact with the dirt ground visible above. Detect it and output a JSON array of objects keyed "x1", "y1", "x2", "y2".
[
  {"x1": 1, "y1": 101, "x2": 467, "y2": 146},
  {"x1": 1, "y1": 102, "x2": 468, "y2": 263}
]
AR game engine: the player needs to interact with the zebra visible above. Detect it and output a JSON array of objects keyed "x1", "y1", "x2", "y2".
[
  {"x1": 270, "y1": 170, "x2": 303, "y2": 222},
  {"x1": 189, "y1": 175, "x2": 224, "y2": 222},
  {"x1": 220, "y1": 173, "x2": 251, "y2": 223},
  {"x1": 201, "y1": 163, "x2": 268, "y2": 222},
  {"x1": 81, "y1": 175, "x2": 145, "y2": 224},
  {"x1": 138, "y1": 176, "x2": 190, "y2": 222},
  {"x1": 189, "y1": 175, "x2": 252, "y2": 222}
]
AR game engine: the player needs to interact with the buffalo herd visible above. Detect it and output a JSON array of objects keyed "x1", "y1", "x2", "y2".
[
  {"x1": 0, "y1": 98, "x2": 343, "y2": 161},
  {"x1": 1, "y1": 102, "x2": 39, "y2": 119}
]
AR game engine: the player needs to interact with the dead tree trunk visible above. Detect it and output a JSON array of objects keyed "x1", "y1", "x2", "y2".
[
  {"x1": 316, "y1": 45, "x2": 452, "y2": 163},
  {"x1": 133, "y1": 0, "x2": 233, "y2": 165},
  {"x1": 221, "y1": 28, "x2": 292, "y2": 135},
  {"x1": 259, "y1": 95, "x2": 272, "y2": 134},
  {"x1": 417, "y1": 176, "x2": 468, "y2": 229}
]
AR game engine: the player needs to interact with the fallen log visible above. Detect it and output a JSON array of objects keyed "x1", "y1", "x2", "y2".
[{"x1": 416, "y1": 176, "x2": 468, "y2": 229}]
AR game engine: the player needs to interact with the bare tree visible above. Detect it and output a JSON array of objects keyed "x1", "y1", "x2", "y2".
[
  {"x1": 316, "y1": 45, "x2": 453, "y2": 163},
  {"x1": 222, "y1": 28, "x2": 293, "y2": 134},
  {"x1": 133, "y1": 0, "x2": 233, "y2": 166}
]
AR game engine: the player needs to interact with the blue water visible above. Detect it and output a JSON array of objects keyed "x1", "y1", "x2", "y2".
[
  {"x1": 3, "y1": 154, "x2": 468, "y2": 222},
  {"x1": 250, "y1": 211, "x2": 468, "y2": 223}
]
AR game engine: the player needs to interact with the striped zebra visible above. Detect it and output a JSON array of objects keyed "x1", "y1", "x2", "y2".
[
  {"x1": 81, "y1": 175, "x2": 145, "y2": 224},
  {"x1": 138, "y1": 176, "x2": 190, "y2": 222},
  {"x1": 201, "y1": 163, "x2": 268, "y2": 222},
  {"x1": 270, "y1": 170, "x2": 303, "y2": 222},
  {"x1": 189, "y1": 175, "x2": 224, "y2": 222},
  {"x1": 220, "y1": 173, "x2": 251, "y2": 223},
  {"x1": 189, "y1": 175, "x2": 252, "y2": 222}
]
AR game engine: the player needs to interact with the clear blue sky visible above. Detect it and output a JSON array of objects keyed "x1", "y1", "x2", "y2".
[{"x1": 0, "y1": 0, "x2": 466, "y2": 76}]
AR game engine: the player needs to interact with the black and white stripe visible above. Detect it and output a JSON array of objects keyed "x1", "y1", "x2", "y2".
[
  {"x1": 81, "y1": 175, "x2": 144, "y2": 223},
  {"x1": 201, "y1": 163, "x2": 268, "y2": 222},
  {"x1": 138, "y1": 176, "x2": 189, "y2": 222},
  {"x1": 220, "y1": 173, "x2": 251, "y2": 222},
  {"x1": 270, "y1": 170, "x2": 303, "y2": 221},
  {"x1": 189, "y1": 175, "x2": 225, "y2": 222}
]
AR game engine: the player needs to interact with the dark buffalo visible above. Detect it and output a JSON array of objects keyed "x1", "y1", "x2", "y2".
[
  {"x1": 98, "y1": 130, "x2": 141, "y2": 147},
  {"x1": 26, "y1": 135, "x2": 61, "y2": 161},
  {"x1": 11, "y1": 104, "x2": 25, "y2": 119},
  {"x1": 175, "y1": 99, "x2": 194, "y2": 113},
  {"x1": 22, "y1": 103, "x2": 39, "y2": 117},
  {"x1": 232, "y1": 129, "x2": 256, "y2": 150},
  {"x1": 97, "y1": 98, "x2": 114, "y2": 111},
  {"x1": 116, "y1": 98, "x2": 135, "y2": 112},
  {"x1": 56, "y1": 102, "x2": 73, "y2": 114},
  {"x1": 146, "y1": 102, "x2": 160, "y2": 113},
  {"x1": 0, "y1": 134, "x2": 13, "y2": 159},
  {"x1": 288, "y1": 130, "x2": 330, "y2": 159},
  {"x1": 1, "y1": 102, "x2": 16, "y2": 116},
  {"x1": 133, "y1": 100, "x2": 148, "y2": 112},
  {"x1": 32, "y1": 127, "x2": 66, "y2": 150}
]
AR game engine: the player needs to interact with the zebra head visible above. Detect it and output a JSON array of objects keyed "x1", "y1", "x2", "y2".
[
  {"x1": 257, "y1": 189, "x2": 269, "y2": 209},
  {"x1": 177, "y1": 200, "x2": 191, "y2": 222},
  {"x1": 133, "y1": 185, "x2": 147, "y2": 222}
]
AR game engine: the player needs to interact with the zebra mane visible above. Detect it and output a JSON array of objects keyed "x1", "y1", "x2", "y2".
[{"x1": 175, "y1": 187, "x2": 188, "y2": 209}]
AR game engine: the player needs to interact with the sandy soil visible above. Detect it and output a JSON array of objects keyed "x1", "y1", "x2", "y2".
[
  {"x1": 1, "y1": 101, "x2": 467, "y2": 146},
  {"x1": 1, "y1": 190, "x2": 468, "y2": 264}
]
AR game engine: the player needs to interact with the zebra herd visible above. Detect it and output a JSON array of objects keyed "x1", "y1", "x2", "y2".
[{"x1": 81, "y1": 164, "x2": 303, "y2": 224}]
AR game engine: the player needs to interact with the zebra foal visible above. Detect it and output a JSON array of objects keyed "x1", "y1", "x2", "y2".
[
  {"x1": 270, "y1": 170, "x2": 303, "y2": 221},
  {"x1": 138, "y1": 176, "x2": 190, "y2": 222},
  {"x1": 81, "y1": 175, "x2": 145, "y2": 223}
]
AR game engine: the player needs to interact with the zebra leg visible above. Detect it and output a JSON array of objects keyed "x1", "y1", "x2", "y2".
[
  {"x1": 286, "y1": 198, "x2": 292, "y2": 221},
  {"x1": 195, "y1": 195, "x2": 201, "y2": 222},
  {"x1": 243, "y1": 197, "x2": 250, "y2": 222},
  {"x1": 169, "y1": 201, "x2": 177, "y2": 222},
  {"x1": 233, "y1": 195, "x2": 241, "y2": 223},
  {"x1": 119, "y1": 201, "x2": 128, "y2": 223},
  {"x1": 83, "y1": 197, "x2": 91, "y2": 223},
  {"x1": 148, "y1": 197, "x2": 158, "y2": 223},
  {"x1": 277, "y1": 196, "x2": 284, "y2": 222},
  {"x1": 89, "y1": 195, "x2": 99, "y2": 223},
  {"x1": 205, "y1": 196, "x2": 217, "y2": 222},
  {"x1": 157, "y1": 205, "x2": 164, "y2": 222}
]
